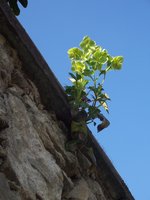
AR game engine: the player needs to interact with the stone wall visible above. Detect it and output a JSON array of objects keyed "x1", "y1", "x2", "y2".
[{"x1": 0, "y1": 33, "x2": 108, "y2": 200}]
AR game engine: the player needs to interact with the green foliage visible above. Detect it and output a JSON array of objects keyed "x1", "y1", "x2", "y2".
[
  {"x1": 65, "y1": 36, "x2": 123, "y2": 131},
  {"x1": 6, "y1": 0, "x2": 28, "y2": 15}
]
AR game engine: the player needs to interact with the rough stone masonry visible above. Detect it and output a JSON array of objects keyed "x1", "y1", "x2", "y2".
[{"x1": 0, "y1": 33, "x2": 108, "y2": 200}]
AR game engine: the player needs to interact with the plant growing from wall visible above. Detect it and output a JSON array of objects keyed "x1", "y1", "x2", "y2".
[{"x1": 65, "y1": 36, "x2": 123, "y2": 133}]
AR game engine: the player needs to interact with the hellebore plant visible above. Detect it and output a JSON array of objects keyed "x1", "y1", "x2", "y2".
[{"x1": 65, "y1": 36, "x2": 123, "y2": 132}]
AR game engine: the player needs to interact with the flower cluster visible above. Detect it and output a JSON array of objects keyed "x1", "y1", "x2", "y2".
[{"x1": 65, "y1": 36, "x2": 123, "y2": 131}]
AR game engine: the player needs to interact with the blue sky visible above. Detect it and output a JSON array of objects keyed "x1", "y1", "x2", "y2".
[{"x1": 18, "y1": 1, "x2": 150, "y2": 199}]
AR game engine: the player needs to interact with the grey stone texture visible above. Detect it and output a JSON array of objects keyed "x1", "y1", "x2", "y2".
[{"x1": 0, "y1": 33, "x2": 107, "y2": 200}]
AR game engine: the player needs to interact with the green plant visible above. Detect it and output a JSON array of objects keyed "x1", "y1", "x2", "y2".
[
  {"x1": 6, "y1": 0, "x2": 28, "y2": 15},
  {"x1": 65, "y1": 36, "x2": 123, "y2": 132}
]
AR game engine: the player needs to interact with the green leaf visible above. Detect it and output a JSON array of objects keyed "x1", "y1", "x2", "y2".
[
  {"x1": 88, "y1": 86, "x2": 96, "y2": 93},
  {"x1": 98, "y1": 93, "x2": 110, "y2": 101},
  {"x1": 80, "y1": 102, "x2": 89, "y2": 109},
  {"x1": 65, "y1": 86, "x2": 74, "y2": 94},
  {"x1": 87, "y1": 59, "x2": 97, "y2": 68},
  {"x1": 69, "y1": 72, "x2": 76, "y2": 80},
  {"x1": 76, "y1": 73, "x2": 82, "y2": 80},
  {"x1": 18, "y1": 0, "x2": 28, "y2": 7},
  {"x1": 88, "y1": 86, "x2": 94, "y2": 90},
  {"x1": 88, "y1": 106, "x2": 100, "y2": 119},
  {"x1": 100, "y1": 101, "x2": 109, "y2": 113},
  {"x1": 71, "y1": 120, "x2": 87, "y2": 135},
  {"x1": 103, "y1": 93, "x2": 110, "y2": 100},
  {"x1": 83, "y1": 69, "x2": 94, "y2": 76},
  {"x1": 69, "y1": 77, "x2": 76, "y2": 83},
  {"x1": 7, "y1": 0, "x2": 28, "y2": 15},
  {"x1": 97, "y1": 84, "x2": 103, "y2": 92},
  {"x1": 9, "y1": 0, "x2": 20, "y2": 15},
  {"x1": 76, "y1": 79, "x2": 89, "y2": 88}
]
